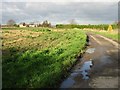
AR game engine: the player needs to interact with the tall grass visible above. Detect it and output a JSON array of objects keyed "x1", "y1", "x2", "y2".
[{"x1": 88, "y1": 30, "x2": 119, "y2": 42}]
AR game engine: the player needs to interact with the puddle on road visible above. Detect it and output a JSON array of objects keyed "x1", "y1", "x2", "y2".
[
  {"x1": 60, "y1": 60, "x2": 93, "y2": 88},
  {"x1": 86, "y1": 48, "x2": 95, "y2": 54},
  {"x1": 70, "y1": 72, "x2": 79, "y2": 77},
  {"x1": 60, "y1": 72, "x2": 78, "y2": 88},
  {"x1": 80, "y1": 60, "x2": 93, "y2": 80},
  {"x1": 60, "y1": 78, "x2": 75, "y2": 88}
]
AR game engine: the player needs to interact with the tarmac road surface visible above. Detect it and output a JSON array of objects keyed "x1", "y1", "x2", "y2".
[{"x1": 60, "y1": 33, "x2": 119, "y2": 89}]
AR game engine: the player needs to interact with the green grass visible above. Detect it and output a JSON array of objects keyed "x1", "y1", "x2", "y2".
[
  {"x1": 2, "y1": 28, "x2": 87, "y2": 88},
  {"x1": 85, "y1": 30, "x2": 119, "y2": 42}
]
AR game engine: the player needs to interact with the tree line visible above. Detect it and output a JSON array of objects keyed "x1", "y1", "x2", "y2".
[
  {"x1": 5, "y1": 19, "x2": 119, "y2": 30},
  {"x1": 56, "y1": 24, "x2": 118, "y2": 30},
  {"x1": 6, "y1": 19, "x2": 51, "y2": 27}
]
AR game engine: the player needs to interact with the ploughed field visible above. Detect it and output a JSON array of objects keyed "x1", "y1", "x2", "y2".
[{"x1": 2, "y1": 28, "x2": 87, "y2": 88}]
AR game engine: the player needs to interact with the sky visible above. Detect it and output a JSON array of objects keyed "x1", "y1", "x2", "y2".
[{"x1": 1, "y1": 0, "x2": 119, "y2": 25}]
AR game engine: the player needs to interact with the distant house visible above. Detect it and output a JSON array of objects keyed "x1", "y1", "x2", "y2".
[
  {"x1": 19, "y1": 23, "x2": 26, "y2": 27},
  {"x1": 29, "y1": 22, "x2": 40, "y2": 27},
  {"x1": 29, "y1": 24, "x2": 36, "y2": 27},
  {"x1": 19, "y1": 23, "x2": 39, "y2": 27}
]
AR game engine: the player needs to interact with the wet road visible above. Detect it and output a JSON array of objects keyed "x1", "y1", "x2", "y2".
[{"x1": 60, "y1": 33, "x2": 119, "y2": 88}]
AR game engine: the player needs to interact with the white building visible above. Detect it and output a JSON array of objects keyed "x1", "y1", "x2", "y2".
[
  {"x1": 19, "y1": 23, "x2": 26, "y2": 27},
  {"x1": 29, "y1": 24, "x2": 36, "y2": 27}
]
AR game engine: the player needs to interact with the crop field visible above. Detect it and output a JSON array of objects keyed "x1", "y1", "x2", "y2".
[{"x1": 2, "y1": 28, "x2": 87, "y2": 88}]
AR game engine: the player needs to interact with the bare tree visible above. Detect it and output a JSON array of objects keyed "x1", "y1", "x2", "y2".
[
  {"x1": 7, "y1": 19, "x2": 16, "y2": 25},
  {"x1": 42, "y1": 20, "x2": 51, "y2": 27}
]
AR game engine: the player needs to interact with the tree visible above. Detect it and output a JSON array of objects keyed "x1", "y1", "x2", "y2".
[
  {"x1": 69, "y1": 19, "x2": 77, "y2": 25},
  {"x1": 38, "y1": 24, "x2": 42, "y2": 27},
  {"x1": 42, "y1": 20, "x2": 51, "y2": 27},
  {"x1": 7, "y1": 19, "x2": 16, "y2": 25},
  {"x1": 23, "y1": 22, "x2": 26, "y2": 26}
]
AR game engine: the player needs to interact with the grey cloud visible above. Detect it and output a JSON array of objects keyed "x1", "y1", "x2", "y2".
[{"x1": 2, "y1": 2, "x2": 118, "y2": 24}]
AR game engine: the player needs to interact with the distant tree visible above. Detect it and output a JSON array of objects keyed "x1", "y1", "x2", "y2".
[
  {"x1": 69, "y1": 19, "x2": 77, "y2": 25},
  {"x1": 48, "y1": 22, "x2": 51, "y2": 27},
  {"x1": 117, "y1": 21, "x2": 120, "y2": 25},
  {"x1": 38, "y1": 24, "x2": 42, "y2": 27},
  {"x1": 7, "y1": 19, "x2": 16, "y2": 25},
  {"x1": 118, "y1": 21, "x2": 120, "y2": 29},
  {"x1": 23, "y1": 22, "x2": 26, "y2": 26},
  {"x1": 25, "y1": 24, "x2": 28, "y2": 27},
  {"x1": 42, "y1": 20, "x2": 51, "y2": 27},
  {"x1": 13, "y1": 24, "x2": 19, "y2": 27}
]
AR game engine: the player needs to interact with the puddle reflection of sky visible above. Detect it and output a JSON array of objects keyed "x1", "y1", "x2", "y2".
[{"x1": 80, "y1": 60, "x2": 93, "y2": 80}]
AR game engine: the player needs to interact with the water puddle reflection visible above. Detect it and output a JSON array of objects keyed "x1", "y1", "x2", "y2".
[
  {"x1": 80, "y1": 60, "x2": 93, "y2": 80},
  {"x1": 60, "y1": 78, "x2": 75, "y2": 88},
  {"x1": 60, "y1": 60, "x2": 93, "y2": 88}
]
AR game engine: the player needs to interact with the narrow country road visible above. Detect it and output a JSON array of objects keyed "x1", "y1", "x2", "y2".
[{"x1": 60, "y1": 33, "x2": 119, "y2": 88}]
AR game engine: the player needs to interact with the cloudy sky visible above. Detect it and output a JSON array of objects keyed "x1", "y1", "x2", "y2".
[{"x1": 1, "y1": 0, "x2": 119, "y2": 25}]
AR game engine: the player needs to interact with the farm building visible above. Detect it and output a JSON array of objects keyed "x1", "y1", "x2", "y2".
[
  {"x1": 19, "y1": 23, "x2": 27, "y2": 27},
  {"x1": 29, "y1": 24, "x2": 37, "y2": 27}
]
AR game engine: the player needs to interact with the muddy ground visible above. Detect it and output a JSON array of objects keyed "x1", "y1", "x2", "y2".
[{"x1": 60, "y1": 33, "x2": 119, "y2": 89}]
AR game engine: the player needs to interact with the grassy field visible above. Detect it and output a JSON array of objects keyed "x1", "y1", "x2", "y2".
[
  {"x1": 93, "y1": 31, "x2": 119, "y2": 43},
  {"x1": 84, "y1": 29, "x2": 119, "y2": 43},
  {"x1": 2, "y1": 28, "x2": 87, "y2": 88}
]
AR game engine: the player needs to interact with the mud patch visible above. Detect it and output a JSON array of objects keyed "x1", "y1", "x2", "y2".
[{"x1": 89, "y1": 76, "x2": 118, "y2": 88}]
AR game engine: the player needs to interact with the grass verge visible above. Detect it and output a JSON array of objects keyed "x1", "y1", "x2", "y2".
[{"x1": 2, "y1": 28, "x2": 87, "y2": 88}]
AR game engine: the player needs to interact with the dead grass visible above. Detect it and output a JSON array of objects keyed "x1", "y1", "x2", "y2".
[
  {"x1": 2, "y1": 30, "x2": 43, "y2": 49},
  {"x1": 3, "y1": 30, "x2": 42, "y2": 38}
]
